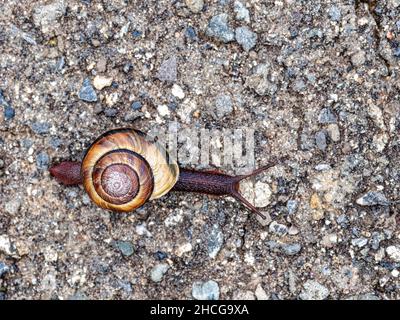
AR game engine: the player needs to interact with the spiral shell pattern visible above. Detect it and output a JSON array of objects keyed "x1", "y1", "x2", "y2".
[{"x1": 81, "y1": 129, "x2": 179, "y2": 212}]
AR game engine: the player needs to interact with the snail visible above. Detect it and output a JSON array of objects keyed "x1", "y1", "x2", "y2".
[{"x1": 49, "y1": 128, "x2": 282, "y2": 219}]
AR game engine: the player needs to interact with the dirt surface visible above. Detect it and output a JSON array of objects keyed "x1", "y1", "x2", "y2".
[{"x1": 1, "y1": 0, "x2": 400, "y2": 300}]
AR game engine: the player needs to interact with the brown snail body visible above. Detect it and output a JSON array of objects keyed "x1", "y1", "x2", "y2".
[{"x1": 50, "y1": 128, "x2": 280, "y2": 219}]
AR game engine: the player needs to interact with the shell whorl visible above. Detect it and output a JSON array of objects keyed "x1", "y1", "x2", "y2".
[{"x1": 81, "y1": 129, "x2": 179, "y2": 212}]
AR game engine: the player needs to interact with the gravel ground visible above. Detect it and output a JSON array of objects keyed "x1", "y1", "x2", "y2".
[{"x1": 1, "y1": 0, "x2": 400, "y2": 300}]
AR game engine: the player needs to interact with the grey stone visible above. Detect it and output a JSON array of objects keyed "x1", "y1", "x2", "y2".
[
  {"x1": 104, "y1": 108, "x2": 118, "y2": 117},
  {"x1": 351, "y1": 50, "x2": 366, "y2": 66},
  {"x1": 131, "y1": 101, "x2": 142, "y2": 110},
  {"x1": 293, "y1": 79, "x2": 306, "y2": 92},
  {"x1": 235, "y1": 26, "x2": 257, "y2": 51},
  {"x1": 32, "y1": 0, "x2": 66, "y2": 34},
  {"x1": 4, "y1": 106, "x2": 15, "y2": 120},
  {"x1": 49, "y1": 137, "x2": 62, "y2": 149},
  {"x1": 370, "y1": 232, "x2": 384, "y2": 250},
  {"x1": 300, "y1": 280, "x2": 330, "y2": 300},
  {"x1": 207, "y1": 224, "x2": 224, "y2": 258},
  {"x1": 318, "y1": 108, "x2": 337, "y2": 124},
  {"x1": 157, "y1": 56, "x2": 177, "y2": 82},
  {"x1": 185, "y1": 0, "x2": 203, "y2": 13},
  {"x1": 356, "y1": 191, "x2": 389, "y2": 206},
  {"x1": 36, "y1": 151, "x2": 50, "y2": 170},
  {"x1": 282, "y1": 243, "x2": 302, "y2": 256},
  {"x1": 4, "y1": 199, "x2": 21, "y2": 215},
  {"x1": 55, "y1": 56, "x2": 65, "y2": 72},
  {"x1": 115, "y1": 241, "x2": 134, "y2": 257},
  {"x1": 192, "y1": 280, "x2": 220, "y2": 300},
  {"x1": 0, "y1": 90, "x2": 11, "y2": 108},
  {"x1": 150, "y1": 263, "x2": 169, "y2": 282},
  {"x1": 246, "y1": 63, "x2": 277, "y2": 96},
  {"x1": 269, "y1": 221, "x2": 288, "y2": 236},
  {"x1": 31, "y1": 122, "x2": 50, "y2": 135},
  {"x1": 234, "y1": 1, "x2": 250, "y2": 23},
  {"x1": 78, "y1": 78, "x2": 97, "y2": 102},
  {"x1": 287, "y1": 200, "x2": 298, "y2": 214},
  {"x1": 351, "y1": 237, "x2": 368, "y2": 248},
  {"x1": 315, "y1": 130, "x2": 327, "y2": 151},
  {"x1": 206, "y1": 14, "x2": 235, "y2": 43},
  {"x1": 0, "y1": 262, "x2": 9, "y2": 277},
  {"x1": 328, "y1": 6, "x2": 341, "y2": 21},
  {"x1": 215, "y1": 94, "x2": 233, "y2": 118}
]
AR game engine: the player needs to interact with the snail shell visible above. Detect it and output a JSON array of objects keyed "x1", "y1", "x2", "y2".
[{"x1": 81, "y1": 128, "x2": 179, "y2": 212}]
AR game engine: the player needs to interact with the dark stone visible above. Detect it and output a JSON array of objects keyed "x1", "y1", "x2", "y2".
[
  {"x1": 78, "y1": 78, "x2": 97, "y2": 102},
  {"x1": 131, "y1": 101, "x2": 142, "y2": 110},
  {"x1": 4, "y1": 106, "x2": 15, "y2": 120},
  {"x1": 132, "y1": 30, "x2": 142, "y2": 38},
  {"x1": 155, "y1": 251, "x2": 168, "y2": 260}
]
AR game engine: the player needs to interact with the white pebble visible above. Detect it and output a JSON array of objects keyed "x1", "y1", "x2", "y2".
[
  {"x1": 157, "y1": 104, "x2": 170, "y2": 117},
  {"x1": 171, "y1": 84, "x2": 185, "y2": 100}
]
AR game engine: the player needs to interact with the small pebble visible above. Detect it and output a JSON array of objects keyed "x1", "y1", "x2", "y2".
[
  {"x1": 287, "y1": 200, "x2": 298, "y2": 214},
  {"x1": 150, "y1": 263, "x2": 169, "y2": 282},
  {"x1": 155, "y1": 251, "x2": 168, "y2": 261},
  {"x1": 123, "y1": 62, "x2": 133, "y2": 73},
  {"x1": 31, "y1": 122, "x2": 50, "y2": 135},
  {"x1": 207, "y1": 224, "x2": 224, "y2": 259},
  {"x1": 185, "y1": 0, "x2": 204, "y2": 13},
  {"x1": 0, "y1": 262, "x2": 9, "y2": 277},
  {"x1": 115, "y1": 241, "x2": 134, "y2": 257},
  {"x1": 171, "y1": 84, "x2": 185, "y2": 100},
  {"x1": 234, "y1": 1, "x2": 250, "y2": 23},
  {"x1": 356, "y1": 191, "x2": 389, "y2": 206},
  {"x1": 215, "y1": 94, "x2": 233, "y2": 118},
  {"x1": 104, "y1": 108, "x2": 118, "y2": 117},
  {"x1": 49, "y1": 137, "x2": 62, "y2": 149},
  {"x1": 0, "y1": 90, "x2": 10, "y2": 108},
  {"x1": 351, "y1": 237, "x2": 368, "y2": 248},
  {"x1": 131, "y1": 101, "x2": 142, "y2": 110},
  {"x1": 4, "y1": 106, "x2": 15, "y2": 120},
  {"x1": 157, "y1": 56, "x2": 177, "y2": 82},
  {"x1": 300, "y1": 280, "x2": 330, "y2": 300},
  {"x1": 328, "y1": 6, "x2": 341, "y2": 21},
  {"x1": 93, "y1": 75, "x2": 113, "y2": 90},
  {"x1": 282, "y1": 243, "x2": 302, "y2": 256},
  {"x1": 78, "y1": 78, "x2": 97, "y2": 102},
  {"x1": 4, "y1": 199, "x2": 21, "y2": 215},
  {"x1": 96, "y1": 57, "x2": 107, "y2": 73},
  {"x1": 315, "y1": 130, "x2": 327, "y2": 151},
  {"x1": 157, "y1": 104, "x2": 170, "y2": 117},
  {"x1": 131, "y1": 30, "x2": 142, "y2": 38},
  {"x1": 269, "y1": 221, "x2": 288, "y2": 237},
  {"x1": 192, "y1": 280, "x2": 220, "y2": 300},
  {"x1": 0, "y1": 235, "x2": 13, "y2": 255},
  {"x1": 185, "y1": 26, "x2": 197, "y2": 40},
  {"x1": 206, "y1": 14, "x2": 235, "y2": 43},
  {"x1": 386, "y1": 246, "x2": 400, "y2": 262},
  {"x1": 351, "y1": 50, "x2": 366, "y2": 66},
  {"x1": 318, "y1": 108, "x2": 337, "y2": 124},
  {"x1": 235, "y1": 26, "x2": 257, "y2": 51},
  {"x1": 36, "y1": 151, "x2": 49, "y2": 170}
]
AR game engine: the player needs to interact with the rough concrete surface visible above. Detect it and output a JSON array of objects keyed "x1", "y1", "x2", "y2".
[{"x1": 1, "y1": 0, "x2": 400, "y2": 300}]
